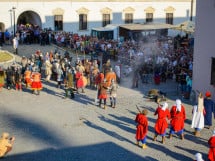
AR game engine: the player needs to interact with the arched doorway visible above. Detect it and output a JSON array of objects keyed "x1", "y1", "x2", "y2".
[
  {"x1": 17, "y1": 10, "x2": 42, "y2": 28},
  {"x1": 0, "y1": 22, "x2": 5, "y2": 31}
]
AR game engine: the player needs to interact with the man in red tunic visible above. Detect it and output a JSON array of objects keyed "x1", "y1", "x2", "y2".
[
  {"x1": 208, "y1": 130, "x2": 215, "y2": 161},
  {"x1": 135, "y1": 109, "x2": 148, "y2": 149},
  {"x1": 153, "y1": 102, "x2": 171, "y2": 144},
  {"x1": 169, "y1": 99, "x2": 186, "y2": 140},
  {"x1": 98, "y1": 79, "x2": 108, "y2": 109}
]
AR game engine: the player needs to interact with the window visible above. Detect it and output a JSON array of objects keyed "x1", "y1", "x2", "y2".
[
  {"x1": 211, "y1": 58, "x2": 215, "y2": 85},
  {"x1": 79, "y1": 14, "x2": 87, "y2": 30},
  {"x1": 102, "y1": 14, "x2": 110, "y2": 27},
  {"x1": 125, "y1": 13, "x2": 133, "y2": 24},
  {"x1": 166, "y1": 13, "x2": 173, "y2": 24},
  {"x1": 146, "y1": 13, "x2": 153, "y2": 23},
  {"x1": 54, "y1": 15, "x2": 63, "y2": 31}
]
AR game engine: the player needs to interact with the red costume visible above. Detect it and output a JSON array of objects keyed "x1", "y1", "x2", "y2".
[
  {"x1": 170, "y1": 105, "x2": 186, "y2": 131},
  {"x1": 95, "y1": 73, "x2": 104, "y2": 85},
  {"x1": 98, "y1": 81, "x2": 108, "y2": 99},
  {"x1": 75, "y1": 72, "x2": 84, "y2": 88},
  {"x1": 31, "y1": 72, "x2": 42, "y2": 90},
  {"x1": 208, "y1": 135, "x2": 215, "y2": 161},
  {"x1": 135, "y1": 113, "x2": 148, "y2": 141},
  {"x1": 154, "y1": 106, "x2": 171, "y2": 135},
  {"x1": 24, "y1": 70, "x2": 32, "y2": 87}
]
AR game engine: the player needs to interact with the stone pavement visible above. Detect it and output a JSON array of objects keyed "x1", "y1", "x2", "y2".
[{"x1": 0, "y1": 44, "x2": 213, "y2": 161}]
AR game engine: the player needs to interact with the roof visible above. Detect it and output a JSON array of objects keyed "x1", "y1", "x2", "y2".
[
  {"x1": 119, "y1": 23, "x2": 173, "y2": 31},
  {"x1": 92, "y1": 24, "x2": 120, "y2": 31}
]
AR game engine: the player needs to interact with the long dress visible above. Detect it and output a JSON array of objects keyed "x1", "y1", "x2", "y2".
[
  {"x1": 154, "y1": 107, "x2": 170, "y2": 135},
  {"x1": 191, "y1": 105, "x2": 205, "y2": 130},
  {"x1": 170, "y1": 105, "x2": 186, "y2": 132},
  {"x1": 204, "y1": 98, "x2": 215, "y2": 126},
  {"x1": 135, "y1": 113, "x2": 148, "y2": 141},
  {"x1": 208, "y1": 136, "x2": 215, "y2": 161}
]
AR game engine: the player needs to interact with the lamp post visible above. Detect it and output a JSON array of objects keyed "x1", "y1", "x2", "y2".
[
  {"x1": 190, "y1": 0, "x2": 193, "y2": 21},
  {"x1": 12, "y1": 7, "x2": 16, "y2": 37}
]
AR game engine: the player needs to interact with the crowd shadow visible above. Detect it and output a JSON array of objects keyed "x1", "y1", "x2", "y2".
[
  {"x1": 98, "y1": 115, "x2": 135, "y2": 134},
  {"x1": 4, "y1": 142, "x2": 146, "y2": 161},
  {"x1": 148, "y1": 142, "x2": 193, "y2": 160},
  {"x1": 83, "y1": 119, "x2": 134, "y2": 145}
]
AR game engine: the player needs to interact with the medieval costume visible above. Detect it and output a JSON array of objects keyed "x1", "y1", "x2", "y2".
[
  {"x1": 24, "y1": 69, "x2": 32, "y2": 88},
  {"x1": 191, "y1": 93, "x2": 205, "y2": 136},
  {"x1": 204, "y1": 91, "x2": 215, "y2": 129},
  {"x1": 105, "y1": 68, "x2": 117, "y2": 87},
  {"x1": 135, "y1": 109, "x2": 148, "y2": 149},
  {"x1": 45, "y1": 60, "x2": 52, "y2": 82},
  {"x1": 169, "y1": 99, "x2": 186, "y2": 140},
  {"x1": 153, "y1": 102, "x2": 171, "y2": 144},
  {"x1": 14, "y1": 68, "x2": 22, "y2": 91},
  {"x1": 31, "y1": 71, "x2": 42, "y2": 95},
  {"x1": 64, "y1": 68, "x2": 75, "y2": 99},
  {"x1": 98, "y1": 79, "x2": 108, "y2": 109},
  {"x1": 0, "y1": 67, "x2": 6, "y2": 91},
  {"x1": 75, "y1": 70, "x2": 85, "y2": 93},
  {"x1": 109, "y1": 79, "x2": 118, "y2": 108},
  {"x1": 208, "y1": 130, "x2": 215, "y2": 161}
]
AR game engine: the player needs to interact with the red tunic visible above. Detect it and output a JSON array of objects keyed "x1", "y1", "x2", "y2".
[
  {"x1": 98, "y1": 82, "x2": 108, "y2": 99},
  {"x1": 75, "y1": 72, "x2": 84, "y2": 88},
  {"x1": 95, "y1": 73, "x2": 104, "y2": 85},
  {"x1": 135, "y1": 113, "x2": 148, "y2": 140},
  {"x1": 31, "y1": 72, "x2": 42, "y2": 90},
  {"x1": 208, "y1": 136, "x2": 215, "y2": 161},
  {"x1": 154, "y1": 107, "x2": 171, "y2": 135},
  {"x1": 170, "y1": 105, "x2": 186, "y2": 131}
]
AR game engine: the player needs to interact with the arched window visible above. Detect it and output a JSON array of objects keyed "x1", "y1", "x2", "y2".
[
  {"x1": 144, "y1": 7, "x2": 155, "y2": 23},
  {"x1": 164, "y1": 6, "x2": 175, "y2": 25},
  {"x1": 52, "y1": 8, "x2": 64, "y2": 31},
  {"x1": 100, "y1": 7, "x2": 112, "y2": 27},
  {"x1": 123, "y1": 7, "x2": 135, "y2": 24},
  {"x1": 76, "y1": 7, "x2": 89, "y2": 30}
]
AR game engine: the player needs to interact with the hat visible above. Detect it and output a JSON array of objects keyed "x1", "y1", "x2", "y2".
[
  {"x1": 195, "y1": 153, "x2": 204, "y2": 161},
  {"x1": 1, "y1": 132, "x2": 9, "y2": 139},
  {"x1": 176, "y1": 99, "x2": 182, "y2": 112},
  {"x1": 205, "y1": 91, "x2": 211, "y2": 97},
  {"x1": 161, "y1": 102, "x2": 168, "y2": 111}
]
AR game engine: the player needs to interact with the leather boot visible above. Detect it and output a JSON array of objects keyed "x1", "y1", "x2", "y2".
[
  {"x1": 162, "y1": 136, "x2": 165, "y2": 144},
  {"x1": 181, "y1": 133, "x2": 185, "y2": 140},
  {"x1": 142, "y1": 144, "x2": 147, "y2": 149},
  {"x1": 153, "y1": 134, "x2": 158, "y2": 141}
]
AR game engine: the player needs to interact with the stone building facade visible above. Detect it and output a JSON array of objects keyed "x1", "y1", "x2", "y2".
[{"x1": 0, "y1": 0, "x2": 195, "y2": 35}]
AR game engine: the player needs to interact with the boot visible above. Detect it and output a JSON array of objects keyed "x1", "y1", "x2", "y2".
[
  {"x1": 181, "y1": 133, "x2": 185, "y2": 140},
  {"x1": 113, "y1": 103, "x2": 116, "y2": 108},
  {"x1": 110, "y1": 102, "x2": 113, "y2": 107},
  {"x1": 169, "y1": 134, "x2": 172, "y2": 139},
  {"x1": 162, "y1": 136, "x2": 165, "y2": 144},
  {"x1": 142, "y1": 144, "x2": 147, "y2": 149},
  {"x1": 195, "y1": 131, "x2": 200, "y2": 137},
  {"x1": 153, "y1": 134, "x2": 158, "y2": 141}
]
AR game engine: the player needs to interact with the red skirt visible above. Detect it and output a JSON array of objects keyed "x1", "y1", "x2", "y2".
[{"x1": 31, "y1": 82, "x2": 42, "y2": 90}]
